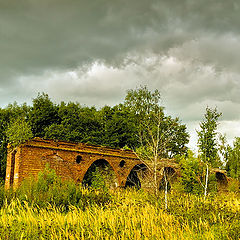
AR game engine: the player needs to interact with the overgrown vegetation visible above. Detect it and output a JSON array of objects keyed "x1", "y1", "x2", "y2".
[
  {"x1": 1, "y1": 86, "x2": 240, "y2": 239},
  {"x1": 1, "y1": 166, "x2": 112, "y2": 210},
  {"x1": 0, "y1": 87, "x2": 189, "y2": 181},
  {"x1": 0, "y1": 169, "x2": 239, "y2": 239}
]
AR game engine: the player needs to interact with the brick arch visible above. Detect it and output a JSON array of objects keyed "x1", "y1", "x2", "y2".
[
  {"x1": 77, "y1": 157, "x2": 120, "y2": 185},
  {"x1": 215, "y1": 171, "x2": 228, "y2": 191},
  {"x1": 5, "y1": 138, "x2": 144, "y2": 189},
  {"x1": 122, "y1": 163, "x2": 148, "y2": 187},
  {"x1": 158, "y1": 166, "x2": 178, "y2": 191}
]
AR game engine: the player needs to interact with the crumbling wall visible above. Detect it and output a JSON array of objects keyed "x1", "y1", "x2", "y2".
[
  {"x1": 5, "y1": 138, "x2": 229, "y2": 191},
  {"x1": 5, "y1": 138, "x2": 142, "y2": 189}
]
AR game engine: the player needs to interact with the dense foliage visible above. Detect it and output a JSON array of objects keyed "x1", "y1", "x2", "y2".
[
  {"x1": 177, "y1": 151, "x2": 218, "y2": 195},
  {"x1": 226, "y1": 137, "x2": 240, "y2": 181},
  {"x1": 0, "y1": 171, "x2": 239, "y2": 239},
  {"x1": 0, "y1": 88, "x2": 189, "y2": 182},
  {"x1": 197, "y1": 106, "x2": 222, "y2": 167}
]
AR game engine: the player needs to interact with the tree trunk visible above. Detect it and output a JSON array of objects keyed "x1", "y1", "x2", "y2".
[
  {"x1": 154, "y1": 156, "x2": 158, "y2": 195},
  {"x1": 204, "y1": 164, "x2": 209, "y2": 200},
  {"x1": 164, "y1": 169, "x2": 168, "y2": 210}
]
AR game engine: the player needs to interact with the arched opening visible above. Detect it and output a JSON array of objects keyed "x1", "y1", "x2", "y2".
[
  {"x1": 216, "y1": 172, "x2": 228, "y2": 190},
  {"x1": 125, "y1": 164, "x2": 148, "y2": 189},
  {"x1": 76, "y1": 155, "x2": 83, "y2": 164},
  {"x1": 82, "y1": 159, "x2": 118, "y2": 189},
  {"x1": 119, "y1": 160, "x2": 126, "y2": 168},
  {"x1": 159, "y1": 167, "x2": 176, "y2": 191}
]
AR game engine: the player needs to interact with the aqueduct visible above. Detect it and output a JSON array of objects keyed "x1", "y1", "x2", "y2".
[
  {"x1": 5, "y1": 138, "x2": 228, "y2": 190},
  {"x1": 5, "y1": 138, "x2": 148, "y2": 189}
]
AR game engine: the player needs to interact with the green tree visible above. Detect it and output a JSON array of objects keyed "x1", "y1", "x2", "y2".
[
  {"x1": 45, "y1": 102, "x2": 102, "y2": 144},
  {"x1": 178, "y1": 150, "x2": 204, "y2": 194},
  {"x1": 197, "y1": 106, "x2": 222, "y2": 198},
  {"x1": 218, "y1": 133, "x2": 230, "y2": 167},
  {"x1": 125, "y1": 86, "x2": 189, "y2": 197},
  {"x1": 99, "y1": 104, "x2": 138, "y2": 148},
  {"x1": 0, "y1": 102, "x2": 30, "y2": 181},
  {"x1": 6, "y1": 117, "x2": 33, "y2": 149},
  {"x1": 125, "y1": 86, "x2": 189, "y2": 158},
  {"x1": 28, "y1": 93, "x2": 59, "y2": 137},
  {"x1": 226, "y1": 137, "x2": 240, "y2": 181},
  {"x1": 197, "y1": 106, "x2": 222, "y2": 166}
]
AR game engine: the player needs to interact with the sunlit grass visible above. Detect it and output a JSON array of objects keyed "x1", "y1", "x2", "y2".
[{"x1": 0, "y1": 188, "x2": 239, "y2": 239}]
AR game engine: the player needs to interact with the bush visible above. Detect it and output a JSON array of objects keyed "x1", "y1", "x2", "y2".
[
  {"x1": 178, "y1": 151, "x2": 204, "y2": 195},
  {"x1": 0, "y1": 183, "x2": 5, "y2": 207},
  {"x1": 228, "y1": 178, "x2": 240, "y2": 193},
  {"x1": 177, "y1": 151, "x2": 217, "y2": 195},
  {"x1": 14, "y1": 165, "x2": 112, "y2": 210}
]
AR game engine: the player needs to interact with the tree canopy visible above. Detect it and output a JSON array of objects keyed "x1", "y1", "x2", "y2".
[
  {"x1": 197, "y1": 106, "x2": 222, "y2": 167},
  {"x1": 125, "y1": 86, "x2": 189, "y2": 159},
  {"x1": 0, "y1": 88, "x2": 190, "y2": 182},
  {"x1": 226, "y1": 137, "x2": 240, "y2": 180}
]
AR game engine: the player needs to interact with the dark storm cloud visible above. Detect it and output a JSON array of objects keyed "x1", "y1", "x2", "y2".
[
  {"x1": 0, "y1": 0, "x2": 158, "y2": 81},
  {"x1": 1, "y1": 0, "x2": 239, "y2": 81},
  {"x1": 1, "y1": 0, "x2": 240, "y2": 147}
]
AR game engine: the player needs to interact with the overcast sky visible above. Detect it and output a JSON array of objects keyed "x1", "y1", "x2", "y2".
[{"x1": 1, "y1": 0, "x2": 240, "y2": 150}]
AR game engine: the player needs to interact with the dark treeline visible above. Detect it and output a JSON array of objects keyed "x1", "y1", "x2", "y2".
[{"x1": 0, "y1": 91, "x2": 189, "y2": 181}]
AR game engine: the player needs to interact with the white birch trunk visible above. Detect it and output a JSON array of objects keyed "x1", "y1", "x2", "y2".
[
  {"x1": 164, "y1": 170, "x2": 168, "y2": 210},
  {"x1": 154, "y1": 156, "x2": 157, "y2": 195},
  {"x1": 204, "y1": 164, "x2": 209, "y2": 200}
]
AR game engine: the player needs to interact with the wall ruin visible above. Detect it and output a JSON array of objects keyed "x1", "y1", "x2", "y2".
[
  {"x1": 5, "y1": 138, "x2": 145, "y2": 189},
  {"x1": 5, "y1": 138, "x2": 228, "y2": 191}
]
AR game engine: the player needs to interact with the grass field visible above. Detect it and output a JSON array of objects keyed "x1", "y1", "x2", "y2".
[{"x1": 0, "y1": 187, "x2": 239, "y2": 240}]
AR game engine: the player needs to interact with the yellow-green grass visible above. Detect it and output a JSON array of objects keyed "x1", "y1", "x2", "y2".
[{"x1": 0, "y1": 189, "x2": 239, "y2": 240}]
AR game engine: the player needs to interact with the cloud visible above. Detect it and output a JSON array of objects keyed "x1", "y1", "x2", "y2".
[
  {"x1": 1, "y1": 0, "x2": 239, "y2": 81},
  {"x1": 1, "y1": 0, "x2": 240, "y2": 148},
  {"x1": 8, "y1": 53, "x2": 240, "y2": 120}
]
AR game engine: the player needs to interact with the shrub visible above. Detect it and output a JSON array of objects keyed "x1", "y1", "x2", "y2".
[
  {"x1": 177, "y1": 151, "x2": 217, "y2": 195},
  {"x1": 228, "y1": 178, "x2": 240, "y2": 193},
  {"x1": 14, "y1": 165, "x2": 112, "y2": 210},
  {"x1": 0, "y1": 183, "x2": 5, "y2": 207}
]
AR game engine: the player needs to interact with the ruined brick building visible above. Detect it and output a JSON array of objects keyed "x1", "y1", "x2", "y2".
[
  {"x1": 5, "y1": 138, "x2": 228, "y2": 190},
  {"x1": 5, "y1": 138, "x2": 145, "y2": 189}
]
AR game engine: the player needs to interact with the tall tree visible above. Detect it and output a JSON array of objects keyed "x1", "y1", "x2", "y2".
[
  {"x1": 125, "y1": 86, "x2": 189, "y2": 196},
  {"x1": 99, "y1": 104, "x2": 138, "y2": 148},
  {"x1": 28, "y1": 93, "x2": 59, "y2": 137},
  {"x1": 218, "y1": 133, "x2": 230, "y2": 167},
  {"x1": 197, "y1": 106, "x2": 222, "y2": 198},
  {"x1": 226, "y1": 137, "x2": 240, "y2": 181},
  {"x1": 0, "y1": 102, "x2": 30, "y2": 181},
  {"x1": 6, "y1": 117, "x2": 33, "y2": 149}
]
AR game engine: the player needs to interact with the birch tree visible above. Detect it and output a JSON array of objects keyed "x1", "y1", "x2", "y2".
[
  {"x1": 197, "y1": 106, "x2": 221, "y2": 199},
  {"x1": 125, "y1": 86, "x2": 189, "y2": 196}
]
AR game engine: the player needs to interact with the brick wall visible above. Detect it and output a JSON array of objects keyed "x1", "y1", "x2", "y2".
[
  {"x1": 5, "y1": 138, "x2": 143, "y2": 189},
  {"x1": 5, "y1": 137, "x2": 228, "y2": 191}
]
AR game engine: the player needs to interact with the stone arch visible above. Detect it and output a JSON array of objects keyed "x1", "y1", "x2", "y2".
[
  {"x1": 125, "y1": 163, "x2": 148, "y2": 188},
  {"x1": 81, "y1": 159, "x2": 119, "y2": 189},
  {"x1": 215, "y1": 171, "x2": 228, "y2": 190},
  {"x1": 159, "y1": 166, "x2": 177, "y2": 191}
]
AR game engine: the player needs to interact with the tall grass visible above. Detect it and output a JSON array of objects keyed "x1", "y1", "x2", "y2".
[
  {"x1": 0, "y1": 168, "x2": 239, "y2": 239},
  {"x1": 0, "y1": 189, "x2": 239, "y2": 239}
]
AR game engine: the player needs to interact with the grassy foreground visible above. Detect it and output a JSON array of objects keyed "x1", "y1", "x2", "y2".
[{"x1": 0, "y1": 188, "x2": 240, "y2": 240}]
